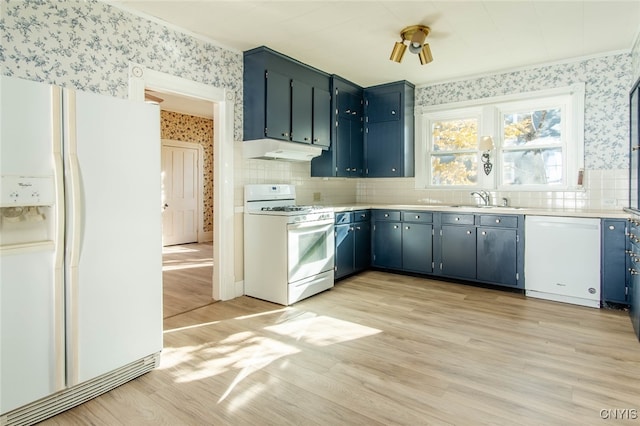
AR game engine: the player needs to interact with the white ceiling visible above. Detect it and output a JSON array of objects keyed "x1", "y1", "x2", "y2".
[{"x1": 115, "y1": 1, "x2": 640, "y2": 116}]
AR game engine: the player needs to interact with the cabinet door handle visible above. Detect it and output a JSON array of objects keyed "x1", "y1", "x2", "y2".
[
  {"x1": 355, "y1": 226, "x2": 361, "y2": 230},
  {"x1": 384, "y1": 213, "x2": 389, "y2": 218},
  {"x1": 304, "y1": 137, "x2": 309, "y2": 141},
  {"x1": 405, "y1": 226, "x2": 410, "y2": 230},
  {"x1": 415, "y1": 215, "x2": 420, "y2": 219},
  {"x1": 495, "y1": 219, "x2": 501, "y2": 223},
  {"x1": 346, "y1": 167, "x2": 352, "y2": 172},
  {"x1": 481, "y1": 231, "x2": 487, "y2": 236},
  {"x1": 360, "y1": 214, "x2": 366, "y2": 218},
  {"x1": 345, "y1": 109, "x2": 351, "y2": 114},
  {"x1": 455, "y1": 217, "x2": 460, "y2": 221},
  {"x1": 313, "y1": 138, "x2": 319, "y2": 142},
  {"x1": 282, "y1": 132, "x2": 289, "y2": 137},
  {"x1": 393, "y1": 225, "x2": 399, "y2": 229},
  {"x1": 391, "y1": 110, "x2": 396, "y2": 115},
  {"x1": 466, "y1": 230, "x2": 472, "y2": 235},
  {"x1": 391, "y1": 168, "x2": 397, "y2": 172},
  {"x1": 609, "y1": 225, "x2": 615, "y2": 230},
  {"x1": 351, "y1": 111, "x2": 357, "y2": 115}
]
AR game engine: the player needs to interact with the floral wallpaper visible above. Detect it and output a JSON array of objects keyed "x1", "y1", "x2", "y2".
[
  {"x1": 633, "y1": 33, "x2": 640, "y2": 83},
  {"x1": 161, "y1": 111, "x2": 214, "y2": 233},
  {"x1": 0, "y1": 0, "x2": 243, "y2": 141},
  {"x1": 415, "y1": 53, "x2": 632, "y2": 170}
]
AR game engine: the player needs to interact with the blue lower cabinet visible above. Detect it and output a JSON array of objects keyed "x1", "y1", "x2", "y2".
[
  {"x1": 476, "y1": 227, "x2": 517, "y2": 286},
  {"x1": 372, "y1": 220, "x2": 402, "y2": 269},
  {"x1": 370, "y1": 210, "x2": 524, "y2": 289},
  {"x1": 335, "y1": 222, "x2": 355, "y2": 279},
  {"x1": 441, "y1": 225, "x2": 477, "y2": 280},
  {"x1": 372, "y1": 210, "x2": 433, "y2": 273},
  {"x1": 334, "y1": 210, "x2": 370, "y2": 280},
  {"x1": 402, "y1": 223, "x2": 433, "y2": 274},
  {"x1": 601, "y1": 219, "x2": 629, "y2": 305},
  {"x1": 354, "y1": 220, "x2": 371, "y2": 272}
]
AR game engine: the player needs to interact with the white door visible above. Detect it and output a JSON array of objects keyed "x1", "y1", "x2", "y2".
[{"x1": 162, "y1": 144, "x2": 199, "y2": 246}]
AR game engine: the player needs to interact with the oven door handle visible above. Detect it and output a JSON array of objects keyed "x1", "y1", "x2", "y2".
[{"x1": 288, "y1": 218, "x2": 334, "y2": 230}]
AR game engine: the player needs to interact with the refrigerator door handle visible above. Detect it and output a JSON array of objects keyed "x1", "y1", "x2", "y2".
[
  {"x1": 63, "y1": 89, "x2": 82, "y2": 385},
  {"x1": 51, "y1": 86, "x2": 67, "y2": 392}
]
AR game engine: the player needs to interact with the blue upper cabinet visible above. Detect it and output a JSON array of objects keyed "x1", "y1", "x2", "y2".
[
  {"x1": 311, "y1": 75, "x2": 364, "y2": 177},
  {"x1": 265, "y1": 70, "x2": 291, "y2": 140},
  {"x1": 364, "y1": 81, "x2": 415, "y2": 177},
  {"x1": 243, "y1": 47, "x2": 331, "y2": 149}
]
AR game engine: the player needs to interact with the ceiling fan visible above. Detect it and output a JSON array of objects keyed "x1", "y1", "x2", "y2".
[{"x1": 390, "y1": 25, "x2": 433, "y2": 65}]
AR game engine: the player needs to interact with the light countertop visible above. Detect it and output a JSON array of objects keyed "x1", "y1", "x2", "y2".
[{"x1": 328, "y1": 203, "x2": 629, "y2": 219}]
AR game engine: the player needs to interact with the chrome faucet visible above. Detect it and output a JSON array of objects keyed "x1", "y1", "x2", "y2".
[{"x1": 470, "y1": 190, "x2": 491, "y2": 206}]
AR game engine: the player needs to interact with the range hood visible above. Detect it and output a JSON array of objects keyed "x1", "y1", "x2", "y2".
[{"x1": 242, "y1": 139, "x2": 322, "y2": 162}]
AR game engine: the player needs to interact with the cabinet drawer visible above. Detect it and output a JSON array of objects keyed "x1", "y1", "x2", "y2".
[
  {"x1": 478, "y1": 215, "x2": 518, "y2": 228},
  {"x1": 441, "y1": 213, "x2": 475, "y2": 225},
  {"x1": 335, "y1": 212, "x2": 353, "y2": 224},
  {"x1": 373, "y1": 210, "x2": 400, "y2": 221},
  {"x1": 401, "y1": 211, "x2": 433, "y2": 223},
  {"x1": 353, "y1": 210, "x2": 370, "y2": 222}
]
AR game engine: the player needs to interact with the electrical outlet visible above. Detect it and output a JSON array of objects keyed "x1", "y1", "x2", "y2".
[{"x1": 313, "y1": 192, "x2": 321, "y2": 202}]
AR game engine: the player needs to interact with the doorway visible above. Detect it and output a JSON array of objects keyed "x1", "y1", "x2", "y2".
[
  {"x1": 149, "y1": 91, "x2": 215, "y2": 317},
  {"x1": 128, "y1": 63, "x2": 237, "y2": 305}
]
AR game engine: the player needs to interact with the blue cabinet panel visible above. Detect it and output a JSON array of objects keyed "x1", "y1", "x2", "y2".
[
  {"x1": 442, "y1": 213, "x2": 475, "y2": 225},
  {"x1": 477, "y1": 227, "x2": 517, "y2": 286},
  {"x1": 402, "y1": 223, "x2": 433, "y2": 274},
  {"x1": 335, "y1": 223, "x2": 355, "y2": 279},
  {"x1": 601, "y1": 219, "x2": 629, "y2": 304},
  {"x1": 311, "y1": 75, "x2": 363, "y2": 177},
  {"x1": 291, "y1": 79, "x2": 313, "y2": 143},
  {"x1": 243, "y1": 46, "x2": 331, "y2": 148},
  {"x1": 364, "y1": 81, "x2": 414, "y2": 178},
  {"x1": 372, "y1": 220, "x2": 402, "y2": 269},
  {"x1": 313, "y1": 87, "x2": 331, "y2": 148},
  {"x1": 334, "y1": 210, "x2": 370, "y2": 280},
  {"x1": 441, "y1": 225, "x2": 476, "y2": 279},
  {"x1": 265, "y1": 70, "x2": 291, "y2": 140},
  {"x1": 354, "y1": 220, "x2": 371, "y2": 272},
  {"x1": 373, "y1": 210, "x2": 401, "y2": 221},
  {"x1": 366, "y1": 92, "x2": 401, "y2": 122}
]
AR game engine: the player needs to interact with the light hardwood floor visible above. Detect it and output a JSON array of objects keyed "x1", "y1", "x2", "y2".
[
  {"x1": 42, "y1": 271, "x2": 640, "y2": 425},
  {"x1": 162, "y1": 242, "x2": 215, "y2": 318}
]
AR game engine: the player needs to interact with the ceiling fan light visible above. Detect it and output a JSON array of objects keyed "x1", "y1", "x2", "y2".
[
  {"x1": 390, "y1": 41, "x2": 407, "y2": 63},
  {"x1": 418, "y1": 43, "x2": 433, "y2": 65}
]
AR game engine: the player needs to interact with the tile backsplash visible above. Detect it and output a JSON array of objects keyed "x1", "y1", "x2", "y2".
[{"x1": 356, "y1": 169, "x2": 628, "y2": 211}]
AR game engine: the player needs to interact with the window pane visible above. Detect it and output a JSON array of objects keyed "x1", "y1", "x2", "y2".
[
  {"x1": 503, "y1": 108, "x2": 562, "y2": 147},
  {"x1": 431, "y1": 154, "x2": 478, "y2": 185},
  {"x1": 502, "y1": 148, "x2": 563, "y2": 185},
  {"x1": 432, "y1": 118, "x2": 478, "y2": 151}
]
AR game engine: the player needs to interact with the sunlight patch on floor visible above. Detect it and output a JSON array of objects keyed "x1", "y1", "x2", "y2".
[
  {"x1": 264, "y1": 312, "x2": 381, "y2": 346},
  {"x1": 162, "y1": 260, "x2": 213, "y2": 271}
]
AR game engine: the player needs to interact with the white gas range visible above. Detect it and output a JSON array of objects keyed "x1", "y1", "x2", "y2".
[{"x1": 243, "y1": 184, "x2": 335, "y2": 305}]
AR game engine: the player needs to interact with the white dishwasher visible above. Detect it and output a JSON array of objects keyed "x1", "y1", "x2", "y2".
[{"x1": 524, "y1": 216, "x2": 601, "y2": 308}]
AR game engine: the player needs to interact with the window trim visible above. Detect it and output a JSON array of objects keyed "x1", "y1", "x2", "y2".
[{"x1": 415, "y1": 83, "x2": 585, "y2": 191}]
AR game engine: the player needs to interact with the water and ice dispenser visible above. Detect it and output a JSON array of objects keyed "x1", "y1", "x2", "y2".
[{"x1": 0, "y1": 175, "x2": 56, "y2": 247}]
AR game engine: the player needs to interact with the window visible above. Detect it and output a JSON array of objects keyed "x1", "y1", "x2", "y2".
[
  {"x1": 430, "y1": 115, "x2": 479, "y2": 186},
  {"x1": 415, "y1": 84, "x2": 584, "y2": 191}
]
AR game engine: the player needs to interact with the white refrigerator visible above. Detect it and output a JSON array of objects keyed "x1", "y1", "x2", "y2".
[{"x1": 0, "y1": 75, "x2": 163, "y2": 424}]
